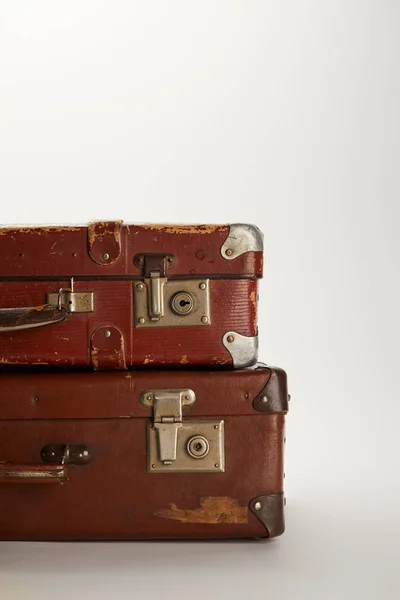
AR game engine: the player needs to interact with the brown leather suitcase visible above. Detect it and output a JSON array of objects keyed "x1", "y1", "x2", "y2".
[
  {"x1": 0, "y1": 221, "x2": 263, "y2": 369},
  {"x1": 0, "y1": 365, "x2": 289, "y2": 540}
]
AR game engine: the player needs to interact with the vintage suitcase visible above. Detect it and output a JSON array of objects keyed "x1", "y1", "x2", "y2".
[
  {"x1": 0, "y1": 365, "x2": 288, "y2": 540},
  {"x1": 0, "y1": 222, "x2": 263, "y2": 369}
]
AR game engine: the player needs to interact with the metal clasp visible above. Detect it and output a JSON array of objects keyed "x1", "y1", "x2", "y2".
[
  {"x1": 140, "y1": 389, "x2": 195, "y2": 465},
  {"x1": 48, "y1": 278, "x2": 94, "y2": 314},
  {"x1": 133, "y1": 253, "x2": 175, "y2": 323},
  {"x1": 148, "y1": 271, "x2": 165, "y2": 320}
]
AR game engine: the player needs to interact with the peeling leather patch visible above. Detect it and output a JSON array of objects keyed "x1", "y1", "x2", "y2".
[
  {"x1": 87, "y1": 221, "x2": 122, "y2": 265},
  {"x1": 140, "y1": 224, "x2": 227, "y2": 235},
  {"x1": 155, "y1": 497, "x2": 248, "y2": 524},
  {"x1": 90, "y1": 326, "x2": 127, "y2": 370}
]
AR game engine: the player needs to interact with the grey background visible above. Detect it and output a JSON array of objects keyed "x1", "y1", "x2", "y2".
[{"x1": 0, "y1": 1, "x2": 399, "y2": 598}]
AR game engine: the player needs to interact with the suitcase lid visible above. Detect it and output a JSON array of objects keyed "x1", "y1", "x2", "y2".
[
  {"x1": 0, "y1": 222, "x2": 263, "y2": 278},
  {"x1": 0, "y1": 366, "x2": 287, "y2": 420}
]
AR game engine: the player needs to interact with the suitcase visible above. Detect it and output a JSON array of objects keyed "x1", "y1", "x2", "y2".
[
  {"x1": 0, "y1": 222, "x2": 263, "y2": 369},
  {"x1": 0, "y1": 365, "x2": 289, "y2": 540}
]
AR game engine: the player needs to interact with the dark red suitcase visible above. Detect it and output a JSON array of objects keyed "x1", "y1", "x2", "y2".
[
  {"x1": 0, "y1": 222, "x2": 263, "y2": 369},
  {"x1": 0, "y1": 365, "x2": 289, "y2": 540}
]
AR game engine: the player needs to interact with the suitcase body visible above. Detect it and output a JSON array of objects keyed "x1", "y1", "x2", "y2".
[
  {"x1": 0, "y1": 222, "x2": 263, "y2": 369},
  {"x1": 0, "y1": 365, "x2": 288, "y2": 540}
]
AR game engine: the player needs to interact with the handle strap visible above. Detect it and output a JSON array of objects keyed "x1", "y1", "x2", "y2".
[
  {"x1": 0, "y1": 304, "x2": 69, "y2": 332},
  {"x1": 0, "y1": 463, "x2": 68, "y2": 484}
]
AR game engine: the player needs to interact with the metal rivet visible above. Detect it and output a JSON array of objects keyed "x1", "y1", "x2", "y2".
[
  {"x1": 103, "y1": 330, "x2": 111, "y2": 338},
  {"x1": 151, "y1": 464, "x2": 156, "y2": 469},
  {"x1": 184, "y1": 395, "x2": 190, "y2": 401},
  {"x1": 201, "y1": 316, "x2": 209, "y2": 324},
  {"x1": 225, "y1": 248, "x2": 233, "y2": 256},
  {"x1": 72, "y1": 252, "x2": 77, "y2": 257},
  {"x1": 214, "y1": 425, "x2": 219, "y2": 429},
  {"x1": 33, "y1": 397, "x2": 39, "y2": 403},
  {"x1": 102, "y1": 252, "x2": 110, "y2": 261},
  {"x1": 138, "y1": 317, "x2": 146, "y2": 324},
  {"x1": 254, "y1": 501, "x2": 262, "y2": 511},
  {"x1": 214, "y1": 463, "x2": 219, "y2": 468},
  {"x1": 227, "y1": 334, "x2": 234, "y2": 343},
  {"x1": 136, "y1": 283, "x2": 144, "y2": 291},
  {"x1": 199, "y1": 282, "x2": 206, "y2": 290},
  {"x1": 260, "y1": 395, "x2": 268, "y2": 403},
  {"x1": 146, "y1": 395, "x2": 152, "y2": 402}
]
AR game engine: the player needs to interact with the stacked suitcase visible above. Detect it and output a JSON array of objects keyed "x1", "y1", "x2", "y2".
[{"x1": 0, "y1": 221, "x2": 289, "y2": 540}]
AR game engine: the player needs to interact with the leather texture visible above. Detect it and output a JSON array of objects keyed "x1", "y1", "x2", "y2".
[
  {"x1": 0, "y1": 278, "x2": 258, "y2": 368},
  {"x1": 0, "y1": 222, "x2": 261, "y2": 368},
  {"x1": 0, "y1": 366, "x2": 287, "y2": 540},
  {"x1": 0, "y1": 222, "x2": 263, "y2": 278}
]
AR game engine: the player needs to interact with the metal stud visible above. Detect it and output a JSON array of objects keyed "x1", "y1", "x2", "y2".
[
  {"x1": 102, "y1": 252, "x2": 110, "y2": 261},
  {"x1": 138, "y1": 317, "x2": 146, "y2": 324},
  {"x1": 103, "y1": 330, "x2": 111, "y2": 338},
  {"x1": 199, "y1": 282, "x2": 207, "y2": 290},
  {"x1": 227, "y1": 334, "x2": 235, "y2": 343},
  {"x1": 136, "y1": 283, "x2": 145, "y2": 291},
  {"x1": 201, "y1": 316, "x2": 209, "y2": 324},
  {"x1": 225, "y1": 248, "x2": 233, "y2": 256},
  {"x1": 214, "y1": 463, "x2": 219, "y2": 468},
  {"x1": 260, "y1": 395, "x2": 268, "y2": 403},
  {"x1": 254, "y1": 501, "x2": 262, "y2": 511}
]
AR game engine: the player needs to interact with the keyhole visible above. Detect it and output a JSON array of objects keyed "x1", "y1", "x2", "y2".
[
  {"x1": 194, "y1": 442, "x2": 203, "y2": 452},
  {"x1": 171, "y1": 292, "x2": 194, "y2": 315}
]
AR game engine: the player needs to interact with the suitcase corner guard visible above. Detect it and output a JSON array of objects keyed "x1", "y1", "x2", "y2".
[
  {"x1": 249, "y1": 493, "x2": 286, "y2": 538},
  {"x1": 222, "y1": 331, "x2": 258, "y2": 368}
]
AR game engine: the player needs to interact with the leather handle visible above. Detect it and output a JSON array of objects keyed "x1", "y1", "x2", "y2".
[
  {"x1": 0, "y1": 463, "x2": 68, "y2": 484},
  {"x1": 0, "y1": 304, "x2": 69, "y2": 333}
]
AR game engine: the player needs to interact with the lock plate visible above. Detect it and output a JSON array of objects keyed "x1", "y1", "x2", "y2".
[
  {"x1": 147, "y1": 420, "x2": 225, "y2": 473},
  {"x1": 134, "y1": 279, "x2": 211, "y2": 328}
]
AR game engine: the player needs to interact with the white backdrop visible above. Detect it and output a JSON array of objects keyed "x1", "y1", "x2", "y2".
[{"x1": 0, "y1": 2, "x2": 399, "y2": 599}]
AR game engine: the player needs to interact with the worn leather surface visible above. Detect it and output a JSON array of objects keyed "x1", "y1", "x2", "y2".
[
  {"x1": 0, "y1": 223, "x2": 263, "y2": 278},
  {"x1": 87, "y1": 221, "x2": 123, "y2": 265},
  {"x1": 0, "y1": 367, "x2": 287, "y2": 540},
  {"x1": 0, "y1": 367, "x2": 286, "y2": 419},
  {"x1": 0, "y1": 278, "x2": 257, "y2": 367}
]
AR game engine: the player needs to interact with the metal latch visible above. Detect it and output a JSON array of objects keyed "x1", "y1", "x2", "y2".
[
  {"x1": 133, "y1": 253, "x2": 211, "y2": 328},
  {"x1": 140, "y1": 388, "x2": 225, "y2": 473},
  {"x1": 140, "y1": 389, "x2": 195, "y2": 464},
  {"x1": 47, "y1": 278, "x2": 94, "y2": 313},
  {"x1": 133, "y1": 253, "x2": 175, "y2": 322}
]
